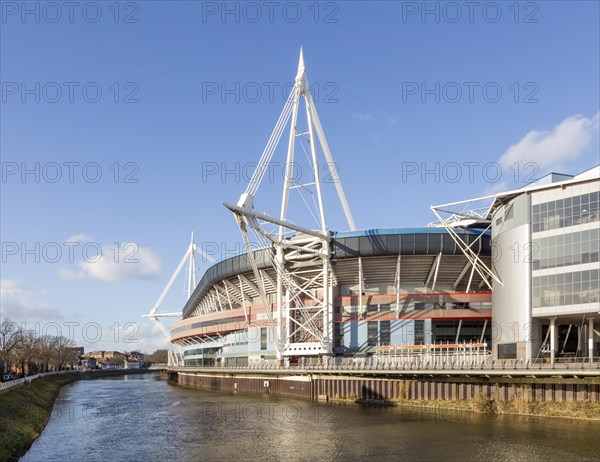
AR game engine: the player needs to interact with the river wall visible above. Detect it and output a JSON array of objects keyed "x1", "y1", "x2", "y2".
[{"x1": 163, "y1": 370, "x2": 600, "y2": 403}]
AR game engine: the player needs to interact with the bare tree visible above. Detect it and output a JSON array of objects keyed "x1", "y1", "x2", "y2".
[
  {"x1": 53, "y1": 336, "x2": 77, "y2": 370},
  {"x1": 13, "y1": 330, "x2": 38, "y2": 375},
  {"x1": 37, "y1": 335, "x2": 55, "y2": 372},
  {"x1": 1, "y1": 319, "x2": 83, "y2": 375},
  {"x1": 146, "y1": 349, "x2": 168, "y2": 364},
  {"x1": 0, "y1": 320, "x2": 23, "y2": 377}
]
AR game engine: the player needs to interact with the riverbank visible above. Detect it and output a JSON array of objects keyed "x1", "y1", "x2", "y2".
[
  {"x1": 0, "y1": 373, "x2": 77, "y2": 461},
  {"x1": 350, "y1": 396, "x2": 600, "y2": 420},
  {"x1": 0, "y1": 369, "x2": 155, "y2": 461}
]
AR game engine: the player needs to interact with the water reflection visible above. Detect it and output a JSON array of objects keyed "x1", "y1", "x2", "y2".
[{"x1": 22, "y1": 374, "x2": 600, "y2": 462}]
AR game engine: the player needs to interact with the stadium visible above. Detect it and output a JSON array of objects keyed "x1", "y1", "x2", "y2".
[
  {"x1": 171, "y1": 228, "x2": 493, "y2": 366},
  {"x1": 159, "y1": 51, "x2": 599, "y2": 368},
  {"x1": 167, "y1": 51, "x2": 497, "y2": 367}
]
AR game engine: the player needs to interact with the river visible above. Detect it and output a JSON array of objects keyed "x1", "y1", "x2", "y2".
[{"x1": 21, "y1": 373, "x2": 599, "y2": 461}]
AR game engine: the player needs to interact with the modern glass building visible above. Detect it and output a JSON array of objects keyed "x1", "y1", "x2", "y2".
[{"x1": 491, "y1": 166, "x2": 599, "y2": 362}]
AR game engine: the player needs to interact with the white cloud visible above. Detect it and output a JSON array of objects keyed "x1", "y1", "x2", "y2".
[
  {"x1": 134, "y1": 320, "x2": 173, "y2": 353},
  {"x1": 498, "y1": 112, "x2": 600, "y2": 172},
  {"x1": 0, "y1": 279, "x2": 63, "y2": 323},
  {"x1": 57, "y1": 268, "x2": 85, "y2": 280},
  {"x1": 483, "y1": 181, "x2": 509, "y2": 197},
  {"x1": 65, "y1": 233, "x2": 94, "y2": 243},
  {"x1": 75, "y1": 242, "x2": 162, "y2": 282}
]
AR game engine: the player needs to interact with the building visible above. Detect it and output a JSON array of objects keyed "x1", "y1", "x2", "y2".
[
  {"x1": 86, "y1": 351, "x2": 125, "y2": 368},
  {"x1": 433, "y1": 166, "x2": 599, "y2": 363},
  {"x1": 124, "y1": 359, "x2": 144, "y2": 369},
  {"x1": 165, "y1": 51, "x2": 599, "y2": 367},
  {"x1": 69, "y1": 347, "x2": 84, "y2": 357},
  {"x1": 81, "y1": 357, "x2": 97, "y2": 369},
  {"x1": 490, "y1": 166, "x2": 599, "y2": 362},
  {"x1": 171, "y1": 228, "x2": 493, "y2": 366}
]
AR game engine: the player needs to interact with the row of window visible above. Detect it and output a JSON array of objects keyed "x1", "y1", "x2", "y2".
[
  {"x1": 172, "y1": 315, "x2": 247, "y2": 335},
  {"x1": 336, "y1": 301, "x2": 491, "y2": 313},
  {"x1": 184, "y1": 358, "x2": 215, "y2": 366},
  {"x1": 367, "y1": 321, "x2": 391, "y2": 346},
  {"x1": 532, "y1": 192, "x2": 599, "y2": 233},
  {"x1": 533, "y1": 269, "x2": 600, "y2": 308},
  {"x1": 363, "y1": 320, "x2": 490, "y2": 347},
  {"x1": 532, "y1": 228, "x2": 600, "y2": 270},
  {"x1": 183, "y1": 347, "x2": 221, "y2": 357}
]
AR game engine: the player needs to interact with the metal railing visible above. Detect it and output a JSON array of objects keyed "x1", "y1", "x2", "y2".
[
  {"x1": 164, "y1": 356, "x2": 600, "y2": 373},
  {"x1": 0, "y1": 370, "x2": 71, "y2": 392}
]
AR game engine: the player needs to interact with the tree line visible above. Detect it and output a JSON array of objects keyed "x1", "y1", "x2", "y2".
[{"x1": 0, "y1": 319, "x2": 78, "y2": 378}]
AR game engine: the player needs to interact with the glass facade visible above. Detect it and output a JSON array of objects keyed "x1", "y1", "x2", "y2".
[
  {"x1": 531, "y1": 190, "x2": 600, "y2": 309},
  {"x1": 532, "y1": 192, "x2": 599, "y2": 233},
  {"x1": 366, "y1": 320, "x2": 392, "y2": 346},
  {"x1": 533, "y1": 269, "x2": 600, "y2": 308},
  {"x1": 533, "y1": 228, "x2": 600, "y2": 270},
  {"x1": 431, "y1": 321, "x2": 491, "y2": 344},
  {"x1": 337, "y1": 300, "x2": 491, "y2": 313}
]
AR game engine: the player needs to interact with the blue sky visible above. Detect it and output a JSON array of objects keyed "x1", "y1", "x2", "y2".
[{"x1": 1, "y1": 1, "x2": 599, "y2": 353}]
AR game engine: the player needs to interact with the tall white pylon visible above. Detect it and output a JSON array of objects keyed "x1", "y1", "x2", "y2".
[
  {"x1": 225, "y1": 48, "x2": 356, "y2": 360},
  {"x1": 142, "y1": 233, "x2": 215, "y2": 366},
  {"x1": 236, "y1": 47, "x2": 356, "y2": 232}
]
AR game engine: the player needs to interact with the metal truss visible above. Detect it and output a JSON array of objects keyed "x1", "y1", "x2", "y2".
[
  {"x1": 224, "y1": 49, "x2": 356, "y2": 359},
  {"x1": 430, "y1": 197, "x2": 502, "y2": 291},
  {"x1": 143, "y1": 233, "x2": 214, "y2": 366}
]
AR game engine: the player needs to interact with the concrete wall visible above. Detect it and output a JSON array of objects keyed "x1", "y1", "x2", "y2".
[
  {"x1": 492, "y1": 194, "x2": 534, "y2": 360},
  {"x1": 170, "y1": 371, "x2": 600, "y2": 403}
]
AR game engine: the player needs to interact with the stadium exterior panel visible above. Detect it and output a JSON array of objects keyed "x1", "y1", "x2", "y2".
[{"x1": 171, "y1": 228, "x2": 492, "y2": 367}]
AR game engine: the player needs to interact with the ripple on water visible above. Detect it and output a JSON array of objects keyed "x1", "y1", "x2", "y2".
[{"x1": 20, "y1": 374, "x2": 600, "y2": 462}]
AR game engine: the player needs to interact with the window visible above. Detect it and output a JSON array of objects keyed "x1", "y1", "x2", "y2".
[
  {"x1": 334, "y1": 323, "x2": 344, "y2": 347},
  {"x1": 260, "y1": 328, "x2": 267, "y2": 350},
  {"x1": 367, "y1": 321, "x2": 378, "y2": 346},
  {"x1": 414, "y1": 320, "x2": 425, "y2": 345},
  {"x1": 532, "y1": 193, "x2": 600, "y2": 233},
  {"x1": 379, "y1": 321, "x2": 391, "y2": 346},
  {"x1": 533, "y1": 269, "x2": 600, "y2": 308}
]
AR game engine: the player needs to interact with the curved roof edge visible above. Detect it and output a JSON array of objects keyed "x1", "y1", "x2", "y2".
[{"x1": 182, "y1": 227, "x2": 491, "y2": 319}]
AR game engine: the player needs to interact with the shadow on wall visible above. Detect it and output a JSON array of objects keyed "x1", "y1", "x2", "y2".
[{"x1": 357, "y1": 384, "x2": 389, "y2": 404}]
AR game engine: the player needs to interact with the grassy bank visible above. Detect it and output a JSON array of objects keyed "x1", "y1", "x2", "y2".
[{"x1": 0, "y1": 373, "x2": 78, "y2": 461}]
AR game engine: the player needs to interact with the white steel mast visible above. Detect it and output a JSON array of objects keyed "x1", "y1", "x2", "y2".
[
  {"x1": 225, "y1": 48, "x2": 356, "y2": 361},
  {"x1": 143, "y1": 233, "x2": 214, "y2": 366}
]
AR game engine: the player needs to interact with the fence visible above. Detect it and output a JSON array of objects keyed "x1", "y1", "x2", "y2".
[{"x1": 0, "y1": 371, "x2": 70, "y2": 392}]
